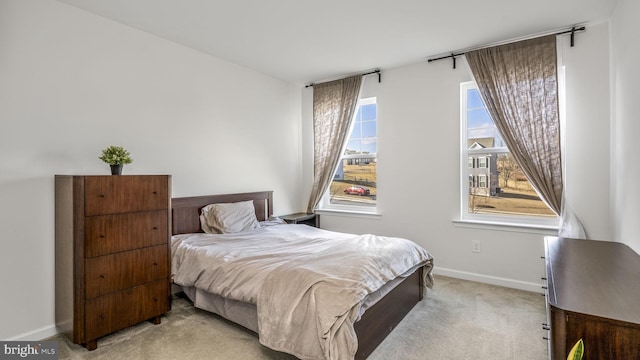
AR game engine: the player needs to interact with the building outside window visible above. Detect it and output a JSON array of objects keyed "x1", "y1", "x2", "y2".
[{"x1": 461, "y1": 82, "x2": 556, "y2": 223}]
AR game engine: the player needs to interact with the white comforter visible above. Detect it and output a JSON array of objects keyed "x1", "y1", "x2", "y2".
[{"x1": 171, "y1": 224, "x2": 433, "y2": 360}]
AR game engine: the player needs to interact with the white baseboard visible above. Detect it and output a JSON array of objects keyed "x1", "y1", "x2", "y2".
[
  {"x1": 5, "y1": 324, "x2": 58, "y2": 341},
  {"x1": 433, "y1": 267, "x2": 544, "y2": 294}
]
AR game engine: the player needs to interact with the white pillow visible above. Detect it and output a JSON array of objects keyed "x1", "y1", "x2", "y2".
[{"x1": 200, "y1": 200, "x2": 260, "y2": 234}]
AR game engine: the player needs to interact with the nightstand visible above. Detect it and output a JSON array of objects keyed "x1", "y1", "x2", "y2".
[{"x1": 280, "y1": 213, "x2": 319, "y2": 228}]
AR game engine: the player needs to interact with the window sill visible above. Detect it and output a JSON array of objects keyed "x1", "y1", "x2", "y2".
[
  {"x1": 315, "y1": 208, "x2": 382, "y2": 220},
  {"x1": 452, "y1": 218, "x2": 558, "y2": 235}
]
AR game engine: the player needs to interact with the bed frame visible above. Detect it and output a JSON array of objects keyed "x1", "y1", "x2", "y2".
[{"x1": 171, "y1": 190, "x2": 424, "y2": 359}]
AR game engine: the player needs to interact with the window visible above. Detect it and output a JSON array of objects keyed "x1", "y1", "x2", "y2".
[
  {"x1": 460, "y1": 82, "x2": 556, "y2": 224},
  {"x1": 323, "y1": 97, "x2": 377, "y2": 211},
  {"x1": 479, "y1": 175, "x2": 487, "y2": 188}
]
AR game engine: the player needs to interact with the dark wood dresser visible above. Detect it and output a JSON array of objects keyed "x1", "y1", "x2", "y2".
[
  {"x1": 544, "y1": 236, "x2": 640, "y2": 359},
  {"x1": 55, "y1": 175, "x2": 171, "y2": 350}
]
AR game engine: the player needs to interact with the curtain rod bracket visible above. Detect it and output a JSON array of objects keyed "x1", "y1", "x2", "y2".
[
  {"x1": 570, "y1": 26, "x2": 576, "y2": 47},
  {"x1": 452, "y1": 54, "x2": 457, "y2": 69}
]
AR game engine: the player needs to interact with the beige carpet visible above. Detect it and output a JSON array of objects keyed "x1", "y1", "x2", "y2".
[{"x1": 51, "y1": 276, "x2": 549, "y2": 360}]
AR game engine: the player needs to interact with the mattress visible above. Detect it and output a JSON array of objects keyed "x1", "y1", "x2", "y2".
[{"x1": 179, "y1": 270, "x2": 409, "y2": 334}]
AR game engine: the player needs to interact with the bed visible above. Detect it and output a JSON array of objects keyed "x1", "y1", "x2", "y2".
[{"x1": 170, "y1": 191, "x2": 433, "y2": 360}]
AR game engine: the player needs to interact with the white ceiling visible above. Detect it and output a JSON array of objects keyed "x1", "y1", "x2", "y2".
[{"x1": 55, "y1": 0, "x2": 616, "y2": 85}]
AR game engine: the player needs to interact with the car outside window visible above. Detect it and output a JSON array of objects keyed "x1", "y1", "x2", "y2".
[{"x1": 322, "y1": 97, "x2": 377, "y2": 212}]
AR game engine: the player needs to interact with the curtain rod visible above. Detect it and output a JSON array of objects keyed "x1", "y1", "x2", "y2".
[
  {"x1": 305, "y1": 69, "x2": 381, "y2": 88},
  {"x1": 427, "y1": 26, "x2": 586, "y2": 69}
]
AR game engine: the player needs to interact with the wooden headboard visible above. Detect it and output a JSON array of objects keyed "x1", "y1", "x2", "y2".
[{"x1": 171, "y1": 190, "x2": 273, "y2": 235}]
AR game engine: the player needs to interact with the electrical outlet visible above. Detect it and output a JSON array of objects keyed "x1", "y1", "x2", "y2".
[{"x1": 472, "y1": 240, "x2": 481, "y2": 253}]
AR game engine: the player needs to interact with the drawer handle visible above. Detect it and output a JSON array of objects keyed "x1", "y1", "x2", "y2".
[
  {"x1": 100, "y1": 274, "x2": 105, "y2": 279},
  {"x1": 543, "y1": 337, "x2": 549, "y2": 341},
  {"x1": 98, "y1": 194, "x2": 105, "y2": 198},
  {"x1": 152, "y1": 191, "x2": 158, "y2": 195},
  {"x1": 542, "y1": 325, "x2": 550, "y2": 331},
  {"x1": 153, "y1": 262, "x2": 158, "y2": 266},
  {"x1": 99, "y1": 235, "x2": 105, "y2": 239},
  {"x1": 541, "y1": 286, "x2": 548, "y2": 290},
  {"x1": 152, "y1": 226, "x2": 158, "y2": 230},
  {"x1": 153, "y1": 298, "x2": 158, "y2": 302},
  {"x1": 100, "y1": 314, "x2": 105, "y2": 320},
  {"x1": 541, "y1": 277, "x2": 547, "y2": 280}
]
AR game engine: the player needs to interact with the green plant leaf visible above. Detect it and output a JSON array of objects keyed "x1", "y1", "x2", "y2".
[{"x1": 567, "y1": 339, "x2": 584, "y2": 360}]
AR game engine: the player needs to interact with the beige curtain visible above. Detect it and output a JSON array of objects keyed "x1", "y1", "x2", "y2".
[
  {"x1": 465, "y1": 35, "x2": 563, "y2": 215},
  {"x1": 306, "y1": 75, "x2": 362, "y2": 213}
]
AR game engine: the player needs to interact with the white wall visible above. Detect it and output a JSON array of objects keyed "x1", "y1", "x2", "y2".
[
  {"x1": 560, "y1": 21, "x2": 612, "y2": 240},
  {"x1": 611, "y1": 0, "x2": 640, "y2": 254},
  {"x1": 0, "y1": 0, "x2": 301, "y2": 340},
  {"x1": 303, "y1": 22, "x2": 613, "y2": 291}
]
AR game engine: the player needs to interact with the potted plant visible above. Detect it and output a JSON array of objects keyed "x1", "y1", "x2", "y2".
[{"x1": 99, "y1": 145, "x2": 133, "y2": 175}]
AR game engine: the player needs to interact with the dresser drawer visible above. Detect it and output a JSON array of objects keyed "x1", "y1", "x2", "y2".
[
  {"x1": 131, "y1": 245, "x2": 170, "y2": 287},
  {"x1": 85, "y1": 210, "x2": 168, "y2": 257},
  {"x1": 132, "y1": 279, "x2": 170, "y2": 321},
  {"x1": 85, "y1": 245, "x2": 168, "y2": 299},
  {"x1": 85, "y1": 176, "x2": 168, "y2": 216},
  {"x1": 85, "y1": 279, "x2": 168, "y2": 341}
]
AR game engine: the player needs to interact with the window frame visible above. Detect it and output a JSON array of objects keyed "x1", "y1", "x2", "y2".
[
  {"x1": 478, "y1": 174, "x2": 487, "y2": 188},
  {"x1": 459, "y1": 81, "x2": 558, "y2": 228},
  {"x1": 318, "y1": 97, "x2": 379, "y2": 215}
]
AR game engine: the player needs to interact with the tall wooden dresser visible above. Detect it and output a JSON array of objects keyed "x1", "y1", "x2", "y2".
[
  {"x1": 55, "y1": 175, "x2": 171, "y2": 350},
  {"x1": 544, "y1": 236, "x2": 640, "y2": 359}
]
